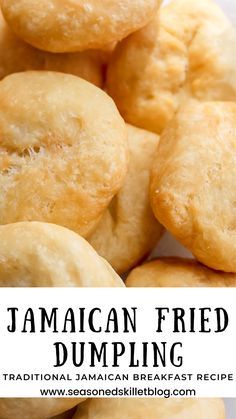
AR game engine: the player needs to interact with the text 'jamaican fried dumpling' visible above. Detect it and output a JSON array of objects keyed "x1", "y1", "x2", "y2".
[
  {"x1": 0, "y1": 222, "x2": 123, "y2": 419},
  {"x1": 0, "y1": 0, "x2": 161, "y2": 52},
  {"x1": 88, "y1": 124, "x2": 163, "y2": 274},
  {"x1": 0, "y1": 71, "x2": 128, "y2": 237},
  {"x1": 150, "y1": 101, "x2": 236, "y2": 273},
  {"x1": 107, "y1": 0, "x2": 236, "y2": 134},
  {"x1": 126, "y1": 258, "x2": 236, "y2": 287},
  {"x1": 0, "y1": 11, "x2": 105, "y2": 87},
  {"x1": 72, "y1": 398, "x2": 225, "y2": 419}
]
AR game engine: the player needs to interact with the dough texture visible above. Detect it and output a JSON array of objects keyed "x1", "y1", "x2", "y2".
[
  {"x1": 126, "y1": 258, "x2": 236, "y2": 287},
  {"x1": 0, "y1": 0, "x2": 161, "y2": 52},
  {"x1": 0, "y1": 222, "x2": 123, "y2": 286},
  {"x1": 107, "y1": 0, "x2": 236, "y2": 134},
  {"x1": 0, "y1": 71, "x2": 127, "y2": 237},
  {"x1": 150, "y1": 101, "x2": 236, "y2": 272},
  {"x1": 73, "y1": 398, "x2": 225, "y2": 419},
  {"x1": 0, "y1": 11, "x2": 105, "y2": 87},
  {"x1": 88, "y1": 125, "x2": 163, "y2": 274}
]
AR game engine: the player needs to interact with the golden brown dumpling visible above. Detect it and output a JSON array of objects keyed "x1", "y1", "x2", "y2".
[
  {"x1": 151, "y1": 101, "x2": 236, "y2": 272},
  {"x1": 107, "y1": 0, "x2": 236, "y2": 134},
  {"x1": 1, "y1": 0, "x2": 161, "y2": 52},
  {"x1": 0, "y1": 71, "x2": 127, "y2": 237},
  {"x1": 88, "y1": 125, "x2": 163, "y2": 273}
]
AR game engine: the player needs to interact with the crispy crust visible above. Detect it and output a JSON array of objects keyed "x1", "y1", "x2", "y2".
[
  {"x1": 88, "y1": 124, "x2": 163, "y2": 274},
  {"x1": 0, "y1": 11, "x2": 105, "y2": 87},
  {"x1": 0, "y1": 71, "x2": 128, "y2": 237},
  {"x1": 126, "y1": 257, "x2": 236, "y2": 287},
  {"x1": 0, "y1": 221, "x2": 124, "y2": 286},
  {"x1": 150, "y1": 101, "x2": 236, "y2": 272},
  {"x1": 1, "y1": 0, "x2": 160, "y2": 52},
  {"x1": 107, "y1": 0, "x2": 236, "y2": 134}
]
